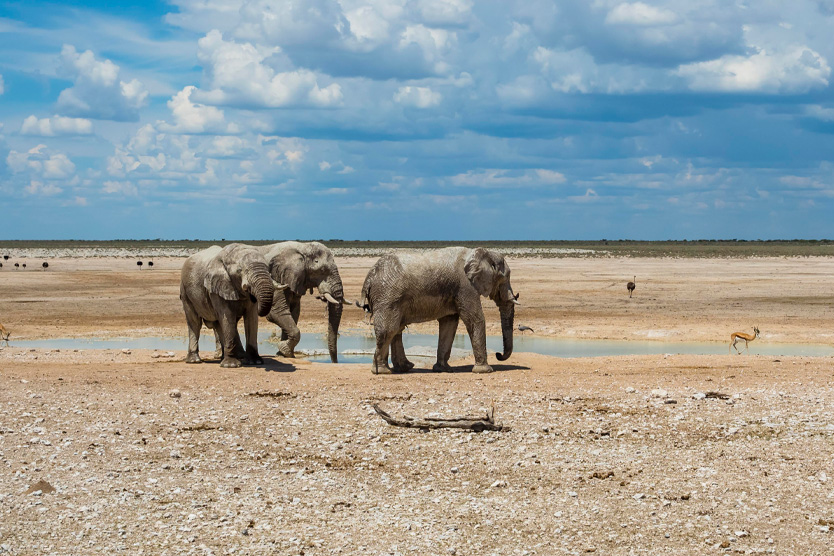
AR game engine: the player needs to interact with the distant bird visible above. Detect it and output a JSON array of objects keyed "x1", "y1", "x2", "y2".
[
  {"x1": 42, "y1": 262, "x2": 49, "y2": 270},
  {"x1": 21, "y1": 263, "x2": 26, "y2": 269},
  {"x1": 3, "y1": 255, "x2": 8, "y2": 261},
  {"x1": 137, "y1": 261, "x2": 143, "y2": 270},
  {"x1": 0, "y1": 262, "x2": 3, "y2": 268},
  {"x1": 148, "y1": 261, "x2": 154, "y2": 269},
  {"x1": 627, "y1": 276, "x2": 636, "y2": 298},
  {"x1": 517, "y1": 324, "x2": 534, "y2": 334},
  {"x1": 14, "y1": 263, "x2": 19, "y2": 269}
]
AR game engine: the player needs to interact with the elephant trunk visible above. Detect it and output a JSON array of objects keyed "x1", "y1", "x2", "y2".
[
  {"x1": 247, "y1": 262, "x2": 274, "y2": 317},
  {"x1": 495, "y1": 301, "x2": 515, "y2": 361},
  {"x1": 319, "y1": 271, "x2": 345, "y2": 363}
]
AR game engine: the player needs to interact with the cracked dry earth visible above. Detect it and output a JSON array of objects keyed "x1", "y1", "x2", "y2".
[{"x1": 2, "y1": 349, "x2": 834, "y2": 555}]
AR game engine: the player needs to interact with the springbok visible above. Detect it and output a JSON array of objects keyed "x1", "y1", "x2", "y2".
[{"x1": 730, "y1": 326, "x2": 760, "y2": 354}]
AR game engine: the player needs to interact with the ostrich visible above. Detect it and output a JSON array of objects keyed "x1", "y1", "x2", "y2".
[
  {"x1": 627, "y1": 276, "x2": 636, "y2": 298},
  {"x1": 517, "y1": 324, "x2": 534, "y2": 334},
  {"x1": 42, "y1": 262, "x2": 49, "y2": 270},
  {"x1": 3, "y1": 255, "x2": 8, "y2": 261},
  {"x1": 147, "y1": 261, "x2": 154, "y2": 269},
  {"x1": 21, "y1": 263, "x2": 26, "y2": 269},
  {"x1": 14, "y1": 263, "x2": 19, "y2": 269},
  {"x1": 137, "y1": 261, "x2": 143, "y2": 270}
]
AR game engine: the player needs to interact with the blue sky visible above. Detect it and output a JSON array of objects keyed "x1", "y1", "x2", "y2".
[{"x1": 1, "y1": 0, "x2": 834, "y2": 240}]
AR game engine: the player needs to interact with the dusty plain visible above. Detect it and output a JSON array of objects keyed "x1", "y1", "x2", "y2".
[{"x1": 1, "y1": 249, "x2": 834, "y2": 555}]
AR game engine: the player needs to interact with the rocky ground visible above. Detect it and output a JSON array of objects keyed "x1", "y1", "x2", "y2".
[
  {"x1": 1, "y1": 350, "x2": 834, "y2": 555},
  {"x1": 1, "y1": 253, "x2": 834, "y2": 554}
]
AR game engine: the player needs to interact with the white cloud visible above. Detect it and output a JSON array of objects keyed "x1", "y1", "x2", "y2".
[
  {"x1": 56, "y1": 45, "x2": 149, "y2": 121},
  {"x1": 103, "y1": 180, "x2": 139, "y2": 196},
  {"x1": 394, "y1": 86, "x2": 441, "y2": 108},
  {"x1": 25, "y1": 180, "x2": 63, "y2": 196},
  {"x1": 21, "y1": 115, "x2": 93, "y2": 136},
  {"x1": 157, "y1": 86, "x2": 233, "y2": 134},
  {"x1": 677, "y1": 45, "x2": 831, "y2": 93},
  {"x1": 450, "y1": 168, "x2": 566, "y2": 187},
  {"x1": 605, "y1": 3, "x2": 679, "y2": 26},
  {"x1": 416, "y1": 0, "x2": 473, "y2": 25},
  {"x1": 7, "y1": 145, "x2": 76, "y2": 183},
  {"x1": 399, "y1": 24, "x2": 456, "y2": 75},
  {"x1": 193, "y1": 30, "x2": 343, "y2": 108}
]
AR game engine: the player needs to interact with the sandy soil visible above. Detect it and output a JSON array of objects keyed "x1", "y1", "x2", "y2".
[{"x1": 1, "y1": 254, "x2": 834, "y2": 554}]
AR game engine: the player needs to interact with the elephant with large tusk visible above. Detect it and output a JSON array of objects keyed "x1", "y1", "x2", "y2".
[
  {"x1": 180, "y1": 243, "x2": 287, "y2": 368},
  {"x1": 257, "y1": 242, "x2": 348, "y2": 363},
  {"x1": 357, "y1": 246, "x2": 519, "y2": 375}
]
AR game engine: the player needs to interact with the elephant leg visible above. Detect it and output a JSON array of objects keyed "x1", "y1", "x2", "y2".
[
  {"x1": 461, "y1": 310, "x2": 492, "y2": 374},
  {"x1": 243, "y1": 304, "x2": 263, "y2": 365},
  {"x1": 182, "y1": 297, "x2": 203, "y2": 364},
  {"x1": 433, "y1": 314, "x2": 459, "y2": 372},
  {"x1": 372, "y1": 311, "x2": 398, "y2": 375},
  {"x1": 213, "y1": 301, "x2": 243, "y2": 368},
  {"x1": 390, "y1": 332, "x2": 414, "y2": 372},
  {"x1": 269, "y1": 291, "x2": 300, "y2": 358},
  {"x1": 210, "y1": 324, "x2": 223, "y2": 359}
]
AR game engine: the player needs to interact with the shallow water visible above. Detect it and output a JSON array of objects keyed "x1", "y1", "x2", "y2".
[{"x1": 8, "y1": 329, "x2": 833, "y2": 362}]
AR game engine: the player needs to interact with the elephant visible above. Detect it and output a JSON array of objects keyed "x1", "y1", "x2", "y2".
[
  {"x1": 356, "y1": 246, "x2": 519, "y2": 374},
  {"x1": 180, "y1": 243, "x2": 287, "y2": 368},
  {"x1": 257, "y1": 242, "x2": 349, "y2": 363}
]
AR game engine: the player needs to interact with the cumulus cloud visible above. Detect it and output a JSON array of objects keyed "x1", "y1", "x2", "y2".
[
  {"x1": 677, "y1": 44, "x2": 831, "y2": 93},
  {"x1": 192, "y1": 30, "x2": 343, "y2": 108},
  {"x1": 605, "y1": 2, "x2": 679, "y2": 26},
  {"x1": 6, "y1": 144, "x2": 76, "y2": 195},
  {"x1": 56, "y1": 45, "x2": 149, "y2": 121},
  {"x1": 450, "y1": 168, "x2": 567, "y2": 187},
  {"x1": 21, "y1": 115, "x2": 93, "y2": 136},
  {"x1": 394, "y1": 86, "x2": 442, "y2": 108},
  {"x1": 157, "y1": 86, "x2": 235, "y2": 134}
]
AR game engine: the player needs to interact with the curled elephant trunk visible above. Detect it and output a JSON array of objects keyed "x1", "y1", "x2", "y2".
[
  {"x1": 495, "y1": 301, "x2": 515, "y2": 361},
  {"x1": 320, "y1": 271, "x2": 345, "y2": 363},
  {"x1": 247, "y1": 263, "x2": 274, "y2": 317}
]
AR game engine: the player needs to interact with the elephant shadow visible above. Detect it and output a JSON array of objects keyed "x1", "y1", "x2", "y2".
[
  {"x1": 199, "y1": 355, "x2": 298, "y2": 373},
  {"x1": 406, "y1": 362, "x2": 531, "y2": 374}
]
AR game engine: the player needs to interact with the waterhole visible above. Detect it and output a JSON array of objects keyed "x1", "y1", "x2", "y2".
[{"x1": 7, "y1": 329, "x2": 833, "y2": 362}]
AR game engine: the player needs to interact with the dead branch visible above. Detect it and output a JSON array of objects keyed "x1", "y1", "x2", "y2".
[{"x1": 372, "y1": 403, "x2": 509, "y2": 432}]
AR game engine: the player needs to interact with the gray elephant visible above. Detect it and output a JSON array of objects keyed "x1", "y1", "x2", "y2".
[
  {"x1": 258, "y1": 242, "x2": 348, "y2": 363},
  {"x1": 357, "y1": 247, "x2": 519, "y2": 374},
  {"x1": 180, "y1": 243, "x2": 286, "y2": 368}
]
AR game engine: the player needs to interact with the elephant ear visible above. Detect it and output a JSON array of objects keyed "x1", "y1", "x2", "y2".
[
  {"x1": 464, "y1": 248, "x2": 497, "y2": 298},
  {"x1": 269, "y1": 250, "x2": 307, "y2": 296},
  {"x1": 204, "y1": 254, "x2": 241, "y2": 301}
]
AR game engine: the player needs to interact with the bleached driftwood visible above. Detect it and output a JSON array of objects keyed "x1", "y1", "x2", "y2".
[{"x1": 372, "y1": 403, "x2": 509, "y2": 432}]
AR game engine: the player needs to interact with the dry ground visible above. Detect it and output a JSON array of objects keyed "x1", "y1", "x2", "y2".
[{"x1": 1, "y1": 254, "x2": 834, "y2": 555}]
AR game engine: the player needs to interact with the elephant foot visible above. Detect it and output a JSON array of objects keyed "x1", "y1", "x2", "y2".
[
  {"x1": 184, "y1": 352, "x2": 202, "y2": 364},
  {"x1": 220, "y1": 357, "x2": 243, "y2": 368},
  {"x1": 276, "y1": 342, "x2": 295, "y2": 358},
  {"x1": 392, "y1": 360, "x2": 415, "y2": 373},
  {"x1": 472, "y1": 364, "x2": 494, "y2": 374},
  {"x1": 432, "y1": 362, "x2": 452, "y2": 373},
  {"x1": 245, "y1": 356, "x2": 264, "y2": 366},
  {"x1": 372, "y1": 362, "x2": 394, "y2": 375}
]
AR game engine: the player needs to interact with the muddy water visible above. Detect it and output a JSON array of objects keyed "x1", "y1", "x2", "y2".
[{"x1": 7, "y1": 329, "x2": 833, "y2": 363}]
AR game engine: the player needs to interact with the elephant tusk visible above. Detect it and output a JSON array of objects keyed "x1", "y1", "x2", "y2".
[
  {"x1": 323, "y1": 293, "x2": 340, "y2": 305},
  {"x1": 512, "y1": 299, "x2": 522, "y2": 306},
  {"x1": 272, "y1": 280, "x2": 288, "y2": 290}
]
